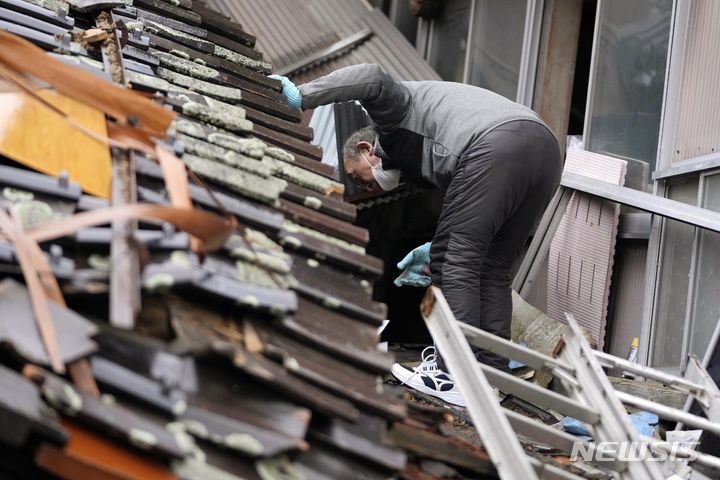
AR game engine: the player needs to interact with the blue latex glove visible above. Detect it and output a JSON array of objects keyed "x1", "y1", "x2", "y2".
[
  {"x1": 508, "y1": 341, "x2": 529, "y2": 369},
  {"x1": 629, "y1": 411, "x2": 659, "y2": 437},
  {"x1": 268, "y1": 74, "x2": 302, "y2": 109},
  {"x1": 564, "y1": 411, "x2": 659, "y2": 440},
  {"x1": 562, "y1": 417, "x2": 592, "y2": 441},
  {"x1": 394, "y1": 242, "x2": 431, "y2": 287}
]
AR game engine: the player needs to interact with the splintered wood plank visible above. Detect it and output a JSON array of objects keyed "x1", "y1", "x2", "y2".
[
  {"x1": 0, "y1": 90, "x2": 112, "y2": 198},
  {"x1": 0, "y1": 32, "x2": 175, "y2": 136}
]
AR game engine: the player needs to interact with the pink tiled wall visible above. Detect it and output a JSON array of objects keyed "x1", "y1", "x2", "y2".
[{"x1": 546, "y1": 150, "x2": 627, "y2": 349}]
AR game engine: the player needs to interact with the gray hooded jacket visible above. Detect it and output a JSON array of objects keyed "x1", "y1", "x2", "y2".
[{"x1": 299, "y1": 63, "x2": 548, "y2": 191}]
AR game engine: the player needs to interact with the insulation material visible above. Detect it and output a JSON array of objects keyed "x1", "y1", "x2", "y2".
[{"x1": 546, "y1": 150, "x2": 627, "y2": 349}]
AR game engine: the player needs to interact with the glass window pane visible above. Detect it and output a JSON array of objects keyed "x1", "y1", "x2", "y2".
[
  {"x1": 466, "y1": 0, "x2": 528, "y2": 100},
  {"x1": 586, "y1": 0, "x2": 673, "y2": 170},
  {"x1": 427, "y1": 0, "x2": 471, "y2": 82},
  {"x1": 689, "y1": 173, "x2": 720, "y2": 358},
  {"x1": 388, "y1": 0, "x2": 419, "y2": 44},
  {"x1": 652, "y1": 177, "x2": 698, "y2": 368}
]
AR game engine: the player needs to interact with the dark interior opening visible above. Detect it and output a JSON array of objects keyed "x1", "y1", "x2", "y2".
[
  {"x1": 334, "y1": 102, "x2": 438, "y2": 345},
  {"x1": 567, "y1": 0, "x2": 598, "y2": 136}
]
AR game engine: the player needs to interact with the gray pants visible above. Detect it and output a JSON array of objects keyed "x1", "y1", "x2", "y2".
[{"x1": 430, "y1": 120, "x2": 562, "y2": 372}]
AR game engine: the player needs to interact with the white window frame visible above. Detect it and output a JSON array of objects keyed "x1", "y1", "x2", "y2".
[
  {"x1": 580, "y1": 0, "x2": 605, "y2": 150},
  {"x1": 651, "y1": 0, "x2": 720, "y2": 183},
  {"x1": 641, "y1": 168, "x2": 720, "y2": 373},
  {"x1": 515, "y1": 0, "x2": 545, "y2": 106},
  {"x1": 636, "y1": 0, "x2": 720, "y2": 370},
  {"x1": 421, "y1": 0, "x2": 545, "y2": 107}
]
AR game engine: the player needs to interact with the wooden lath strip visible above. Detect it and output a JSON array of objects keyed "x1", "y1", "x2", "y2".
[
  {"x1": 155, "y1": 144, "x2": 205, "y2": 256},
  {"x1": 0, "y1": 31, "x2": 176, "y2": 137},
  {"x1": 0, "y1": 65, "x2": 150, "y2": 155},
  {"x1": 22, "y1": 204, "x2": 235, "y2": 250},
  {"x1": 0, "y1": 209, "x2": 64, "y2": 374}
]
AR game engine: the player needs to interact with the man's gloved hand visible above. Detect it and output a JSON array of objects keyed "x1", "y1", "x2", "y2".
[
  {"x1": 394, "y1": 242, "x2": 432, "y2": 287},
  {"x1": 268, "y1": 74, "x2": 302, "y2": 109}
]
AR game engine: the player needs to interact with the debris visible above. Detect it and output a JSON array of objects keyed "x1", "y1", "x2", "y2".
[
  {"x1": 609, "y1": 376, "x2": 688, "y2": 410},
  {"x1": 420, "y1": 272, "x2": 720, "y2": 479},
  {"x1": 81, "y1": 28, "x2": 108, "y2": 43}
]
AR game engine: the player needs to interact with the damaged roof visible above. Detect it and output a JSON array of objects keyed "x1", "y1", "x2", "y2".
[
  {"x1": 0, "y1": 1, "x2": 506, "y2": 479},
  {"x1": 205, "y1": 0, "x2": 441, "y2": 83}
]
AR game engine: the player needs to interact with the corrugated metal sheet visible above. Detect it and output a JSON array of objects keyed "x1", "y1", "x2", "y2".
[
  {"x1": 206, "y1": 0, "x2": 441, "y2": 82},
  {"x1": 308, "y1": 104, "x2": 339, "y2": 168},
  {"x1": 546, "y1": 150, "x2": 627, "y2": 349},
  {"x1": 673, "y1": 0, "x2": 720, "y2": 163},
  {"x1": 606, "y1": 241, "x2": 647, "y2": 357}
]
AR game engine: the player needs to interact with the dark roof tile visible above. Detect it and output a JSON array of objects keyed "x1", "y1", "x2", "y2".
[
  {"x1": 0, "y1": 279, "x2": 97, "y2": 367},
  {"x1": 41, "y1": 373, "x2": 188, "y2": 459},
  {"x1": 133, "y1": 0, "x2": 202, "y2": 26},
  {"x1": 0, "y1": 1, "x2": 416, "y2": 476},
  {"x1": 0, "y1": 364, "x2": 68, "y2": 448}
]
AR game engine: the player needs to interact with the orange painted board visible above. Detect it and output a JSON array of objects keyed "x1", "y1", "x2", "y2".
[
  {"x1": 0, "y1": 89, "x2": 112, "y2": 199},
  {"x1": 35, "y1": 420, "x2": 176, "y2": 480},
  {"x1": 0, "y1": 31, "x2": 175, "y2": 138}
]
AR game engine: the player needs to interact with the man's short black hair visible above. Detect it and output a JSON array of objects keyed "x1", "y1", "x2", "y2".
[{"x1": 343, "y1": 126, "x2": 376, "y2": 161}]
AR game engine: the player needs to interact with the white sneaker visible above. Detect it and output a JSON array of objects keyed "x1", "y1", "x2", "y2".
[{"x1": 391, "y1": 346, "x2": 466, "y2": 407}]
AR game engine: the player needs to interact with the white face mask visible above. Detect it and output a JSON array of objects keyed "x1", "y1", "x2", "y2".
[{"x1": 360, "y1": 151, "x2": 401, "y2": 191}]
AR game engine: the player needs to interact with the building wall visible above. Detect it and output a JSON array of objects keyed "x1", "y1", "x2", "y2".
[
  {"x1": 380, "y1": 0, "x2": 720, "y2": 361},
  {"x1": 606, "y1": 240, "x2": 647, "y2": 357},
  {"x1": 642, "y1": 1, "x2": 720, "y2": 370},
  {"x1": 671, "y1": 0, "x2": 720, "y2": 163}
]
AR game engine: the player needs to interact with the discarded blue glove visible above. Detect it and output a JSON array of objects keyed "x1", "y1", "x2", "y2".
[
  {"x1": 629, "y1": 411, "x2": 659, "y2": 437},
  {"x1": 563, "y1": 416, "x2": 592, "y2": 438},
  {"x1": 564, "y1": 411, "x2": 659, "y2": 440},
  {"x1": 562, "y1": 417, "x2": 593, "y2": 442},
  {"x1": 268, "y1": 74, "x2": 302, "y2": 109},
  {"x1": 508, "y1": 341, "x2": 529, "y2": 369},
  {"x1": 394, "y1": 242, "x2": 431, "y2": 287}
]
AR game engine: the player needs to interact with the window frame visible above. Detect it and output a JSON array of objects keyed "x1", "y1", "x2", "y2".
[
  {"x1": 583, "y1": 0, "x2": 677, "y2": 169},
  {"x1": 636, "y1": 0, "x2": 720, "y2": 370},
  {"x1": 422, "y1": 0, "x2": 545, "y2": 107},
  {"x1": 580, "y1": 0, "x2": 605, "y2": 152},
  {"x1": 685, "y1": 170, "x2": 720, "y2": 363},
  {"x1": 642, "y1": 168, "x2": 720, "y2": 373},
  {"x1": 515, "y1": 0, "x2": 545, "y2": 106}
]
